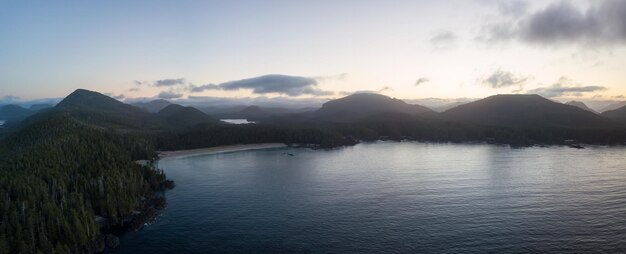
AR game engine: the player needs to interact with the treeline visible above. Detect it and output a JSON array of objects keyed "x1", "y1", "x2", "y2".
[
  {"x1": 2, "y1": 103, "x2": 626, "y2": 253},
  {"x1": 0, "y1": 114, "x2": 164, "y2": 253},
  {"x1": 273, "y1": 113, "x2": 626, "y2": 147},
  {"x1": 0, "y1": 113, "x2": 355, "y2": 253},
  {"x1": 154, "y1": 123, "x2": 355, "y2": 151}
]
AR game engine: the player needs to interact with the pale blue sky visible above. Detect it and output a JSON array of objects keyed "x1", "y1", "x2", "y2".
[{"x1": 1, "y1": 0, "x2": 625, "y2": 101}]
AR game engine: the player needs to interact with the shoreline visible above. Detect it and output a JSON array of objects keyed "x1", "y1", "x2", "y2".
[{"x1": 158, "y1": 143, "x2": 288, "y2": 159}]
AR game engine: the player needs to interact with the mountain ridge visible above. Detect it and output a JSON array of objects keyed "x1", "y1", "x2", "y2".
[{"x1": 443, "y1": 94, "x2": 618, "y2": 129}]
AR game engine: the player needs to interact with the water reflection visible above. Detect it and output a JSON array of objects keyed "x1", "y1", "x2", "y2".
[{"x1": 119, "y1": 141, "x2": 626, "y2": 253}]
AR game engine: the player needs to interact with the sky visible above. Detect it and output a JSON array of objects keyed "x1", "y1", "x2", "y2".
[{"x1": 1, "y1": 0, "x2": 625, "y2": 104}]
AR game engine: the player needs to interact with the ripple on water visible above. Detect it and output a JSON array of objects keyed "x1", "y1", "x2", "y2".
[{"x1": 119, "y1": 142, "x2": 626, "y2": 253}]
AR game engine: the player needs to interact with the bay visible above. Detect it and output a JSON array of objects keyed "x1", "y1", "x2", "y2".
[{"x1": 117, "y1": 142, "x2": 626, "y2": 253}]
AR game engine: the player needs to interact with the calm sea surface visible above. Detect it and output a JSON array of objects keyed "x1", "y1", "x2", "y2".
[{"x1": 117, "y1": 142, "x2": 626, "y2": 253}]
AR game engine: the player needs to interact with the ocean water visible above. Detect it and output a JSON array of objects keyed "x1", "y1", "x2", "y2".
[{"x1": 116, "y1": 142, "x2": 626, "y2": 253}]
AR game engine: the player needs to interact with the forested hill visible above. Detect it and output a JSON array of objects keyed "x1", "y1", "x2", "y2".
[
  {"x1": 155, "y1": 104, "x2": 220, "y2": 128},
  {"x1": 0, "y1": 112, "x2": 163, "y2": 253},
  {"x1": 442, "y1": 94, "x2": 618, "y2": 129},
  {"x1": 312, "y1": 93, "x2": 435, "y2": 122},
  {"x1": 0, "y1": 89, "x2": 355, "y2": 253},
  {"x1": 2, "y1": 89, "x2": 626, "y2": 253}
]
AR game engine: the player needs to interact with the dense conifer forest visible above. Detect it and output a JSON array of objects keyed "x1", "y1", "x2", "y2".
[{"x1": 2, "y1": 89, "x2": 626, "y2": 253}]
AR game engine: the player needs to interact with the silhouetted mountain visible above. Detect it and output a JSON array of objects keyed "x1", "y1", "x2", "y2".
[
  {"x1": 601, "y1": 106, "x2": 626, "y2": 123},
  {"x1": 310, "y1": 93, "x2": 435, "y2": 122},
  {"x1": 29, "y1": 103, "x2": 54, "y2": 111},
  {"x1": 566, "y1": 101, "x2": 597, "y2": 113},
  {"x1": 132, "y1": 99, "x2": 172, "y2": 113},
  {"x1": 155, "y1": 104, "x2": 220, "y2": 128},
  {"x1": 600, "y1": 101, "x2": 626, "y2": 113},
  {"x1": 443, "y1": 94, "x2": 617, "y2": 129},
  {"x1": 51, "y1": 89, "x2": 153, "y2": 128},
  {"x1": 0, "y1": 104, "x2": 35, "y2": 125}
]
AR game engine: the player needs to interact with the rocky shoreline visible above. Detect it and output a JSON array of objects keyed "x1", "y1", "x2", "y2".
[{"x1": 75, "y1": 178, "x2": 175, "y2": 253}]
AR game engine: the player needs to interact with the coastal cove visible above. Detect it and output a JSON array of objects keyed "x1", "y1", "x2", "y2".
[{"x1": 117, "y1": 141, "x2": 626, "y2": 253}]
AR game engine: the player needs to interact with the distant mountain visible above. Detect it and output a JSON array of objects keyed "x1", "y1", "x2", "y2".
[
  {"x1": 565, "y1": 101, "x2": 597, "y2": 114},
  {"x1": 600, "y1": 106, "x2": 626, "y2": 123},
  {"x1": 155, "y1": 104, "x2": 220, "y2": 128},
  {"x1": 311, "y1": 93, "x2": 435, "y2": 122},
  {"x1": 29, "y1": 103, "x2": 54, "y2": 111},
  {"x1": 200, "y1": 105, "x2": 248, "y2": 116},
  {"x1": 132, "y1": 99, "x2": 172, "y2": 113},
  {"x1": 0, "y1": 104, "x2": 35, "y2": 124},
  {"x1": 212, "y1": 105, "x2": 314, "y2": 120},
  {"x1": 443, "y1": 94, "x2": 617, "y2": 129},
  {"x1": 600, "y1": 101, "x2": 626, "y2": 113},
  {"x1": 432, "y1": 101, "x2": 472, "y2": 112},
  {"x1": 405, "y1": 98, "x2": 476, "y2": 112}
]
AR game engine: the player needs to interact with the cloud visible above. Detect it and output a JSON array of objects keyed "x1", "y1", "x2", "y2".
[
  {"x1": 527, "y1": 77, "x2": 607, "y2": 97},
  {"x1": 183, "y1": 95, "x2": 326, "y2": 108},
  {"x1": 477, "y1": 21, "x2": 517, "y2": 43},
  {"x1": 128, "y1": 87, "x2": 141, "y2": 92},
  {"x1": 378, "y1": 86, "x2": 394, "y2": 92},
  {"x1": 483, "y1": 0, "x2": 626, "y2": 46},
  {"x1": 497, "y1": 0, "x2": 528, "y2": 17},
  {"x1": 218, "y1": 74, "x2": 333, "y2": 96},
  {"x1": 415, "y1": 77, "x2": 430, "y2": 86},
  {"x1": 314, "y1": 73, "x2": 348, "y2": 82},
  {"x1": 189, "y1": 83, "x2": 220, "y2": 93},
  {"x1": 482, "y1": 70, "x2": 529, "y2": 89},
  {"x1": 153, "y1": 78, "x2": 186, "y2": 87},
  {"x1": 158, "y1": 91, "x2": 184, "y2": 99},
  {"x1": 613, "y1": 95, "x2": 625, "y2": 99},
  {"x1": 430, "y1": 31, "x2": 457, "y2": 50}
]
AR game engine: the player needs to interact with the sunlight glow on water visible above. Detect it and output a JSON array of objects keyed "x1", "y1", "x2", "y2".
[
  {"x1": 221, "y1": 119, "x2": 255, "y2": 124},
  {"x1": 118, "y1": 142, "x2": 626, "y2": 253}
]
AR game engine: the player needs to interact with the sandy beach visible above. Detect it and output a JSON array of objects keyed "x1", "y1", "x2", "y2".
[{"x1": 158, "y1": 143, "x2": 288, "y2": 158}]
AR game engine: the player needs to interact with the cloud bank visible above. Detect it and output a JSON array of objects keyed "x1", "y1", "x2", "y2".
[
  {"x1": 483, "y1": 0, "x2": 626, "y2": 46},
  {"x1": 138, "y1": 74, "x2": 337, "y2": 97},
  {"x1": 527, "y1": 77, "x2": 606, "y2": 97},
  {"x1": 153, "y1": 78, "x2": 186, "y2": 87},
  {"x1": 190, "y1": 83, "x2": 220, "y2": 93},
  {"x1": 218, "y1": 74, "x2": 333, "y2": 96},
  {"x1": 158, "y1": 91, "x2": 184, "y2": 99}
]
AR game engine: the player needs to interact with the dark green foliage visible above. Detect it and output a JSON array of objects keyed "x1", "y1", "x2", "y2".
[
  {"x1": 155, "y1": 123, "x2": 355, "y2": 150},
  {"x1": 0, "y1": 113, "x2": 163, "y2": 253},
  {"x1": 442, "y1": 94, "x2": 619, "y2": 129},
  {"x1": 153, "y1": 104, "x2": 220, "y2": 128},
  {"x1": 2, "y1": 89, "x2": 626, "y2": 253}
]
